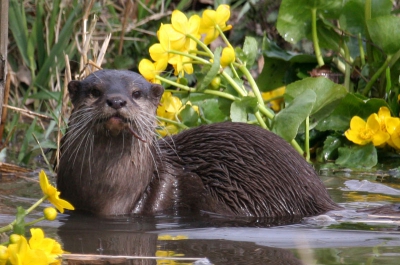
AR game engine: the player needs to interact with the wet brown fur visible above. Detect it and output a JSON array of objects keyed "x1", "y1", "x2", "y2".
[{"x1": 57, "y1": 69, "x2": 339, "y2": 217}]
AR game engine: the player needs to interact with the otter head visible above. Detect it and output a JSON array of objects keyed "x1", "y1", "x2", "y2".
[{"x1": 67, "y1": 70, "x2": 164, "y2": 138}]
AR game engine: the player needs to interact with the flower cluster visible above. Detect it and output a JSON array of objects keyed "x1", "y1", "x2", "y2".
[
  {"x1": 0, "y1": 171, "x2": 74, "y2": 264},
  {"x1": 139, "y1": 5, "x2": 233, "y2": 80},
  {"x1": 345, "y1": 107, "x2": 400, "y2": 150},
  {"x1": 0, "y1": 228, "x2": 64, "y2": 265},
  {"x1": 139, "y1": 5, "x2": 234, "y2": 136}
]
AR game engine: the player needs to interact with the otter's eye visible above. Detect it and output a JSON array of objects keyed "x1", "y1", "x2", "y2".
[
  {"x1": 90, "y1": 88, "x2": 102, "y2": 98},
  {"x1": 132, "y1": 91, "x2": 142, "y2": 99}
]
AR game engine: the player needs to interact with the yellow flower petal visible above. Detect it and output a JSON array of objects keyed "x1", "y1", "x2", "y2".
[
  {"x1": 349, "y1": 116, "x2": 366, "y2": 131},
  {"x1": 386, "y1": 117, "x2": 400, "y2": 134},
  {"x1": 366, "y1": 113, "x2": 381, "y2": 133},
  {"x1": 372, "y1": 131, "x2": 390, "y2": 146},
  {"x1": 39, "y1": 170, "x2": 74, "y2": 213}
]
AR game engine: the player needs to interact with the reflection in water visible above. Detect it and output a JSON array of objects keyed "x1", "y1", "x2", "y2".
[{"x1": 57, "y1": 213, "x2": 306, "y2": 265}]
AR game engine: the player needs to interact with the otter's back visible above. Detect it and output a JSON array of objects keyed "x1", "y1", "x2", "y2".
[{"x1": 161, "y1": 122, "x2": 339, "y2": 218}]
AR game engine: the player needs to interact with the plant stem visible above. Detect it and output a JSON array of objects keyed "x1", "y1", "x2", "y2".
[
  {"x1": 290, "y1": 139, "x2": 304, "y2": 156},
  {"x1": 365, "y1": 0, "x2": 373, "y2": 64},
  {"x1": 220, "y1": 70, "x2": 248, "y2": 97},
  {"x1": 216, "y1": 25, "x2": 232, "y2": 49},
  {"x1": 363, "y1": 55, "x2": 391, "y2": 96},
  {"x1": 187, "y1": 33, "x2": 213, "y2": 58},
  {"x1": 157, "y1": 116, "x2": 188, "y2": 129},
  {"x1": 0, "y1": 196, "x2": 47, "y2": 233},
  {"x1": 358, "y1": 33, "x2": 366, "y2": 66},
  {"x1": 168, "y1": 50, "x2": 210, "y2": 65},
  {"x1": 25, "y1": 217, "x2": 45, "y2": 227},
  {"x1": 311, "y1": 8, "x2": 324, "y2": 67},
  {"x1": 255, "y1": 112, "x2": 267, "y2": 129},
  {"x1": 157, "y1": 75, "x2": 241, "y2": 101},
  {"x1": 238, "y1": 65, "x2": 264, "y2": 106},
  {"x1": 342, "y1": 42, "x2": 351, "y2": 92},
  {"x1": 305, "y1": 116, "x2": 310, "y2": 162}
]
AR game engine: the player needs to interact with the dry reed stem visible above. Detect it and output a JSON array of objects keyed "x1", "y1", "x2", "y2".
[
  {"x1": 96, "y1": 33, "x2": 111, "y2": 66},
  {"x1": 0, "y1": 72, "x2": 10, "y2": 140},
  {"x1": 118, "y1": 0, "x2": 133, "y2": 55},
  {"x1": 3, "y1": 104, "x2": 52, "y2": 121}
]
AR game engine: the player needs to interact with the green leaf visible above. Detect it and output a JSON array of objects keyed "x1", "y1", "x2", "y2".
[
  {"x1": 272, "y1": 89, "x2": 316, "y2": 141},
  {"x1": 200, "y1": 98, "x2": 228, "y2": 123},
  {"x1": 285, "y1": 77, "x2": 348, "y2": 130},
  {"x1": 315, "y1": 20, "x2": 343, "y2": 51},
  {"x1": 33, "y1": 0, "x2": 46, "y2": 69},
  {"x1": 336, "y1": 143, "x2": 378, "y2": 168},
  {"x1": 34, "y1": 4, "x2": 82, "y2": 87},
  {"x1": 230, "y1": 97, "x2": 258, "y2": 122},
  {"x1": 29, "y1": 90, "x2": 61, "y2": 100},
  {"x1": 277, "y1": 0, "x2": 344, "y2": 44},
  {"x1": 230, "y1": 102, "x2": 247, "y2": 122},
  {"x1": 13, "y1": 206, "x2": 27, "y2": 235},
  {"x1": 256, "y1": 57, "x2": 288, "y2": 92},
  {"x1": 18, "y1": 118, "x2": 37, "y2": 163},
  {"x1": 180, "y1": 104, "x2": 200, "y2": 127},
  {"x1": 367, "y1": 16, "x2": 400, "y2": 55},
  {"x1": 9, "y1": 0, "x2": 30, "y2": 67},
  {"x1": 188, "y1": 94, "x2": 228, "y2": 123},
  {"x1": 242, "y1": 37, "x2": 258, "y2": 68},
  {"x1": 316, "y1": 93, "x2": 390, "y2": 131},
  {"x1": 261, "y1": 38, "x2": 317, "y2": 63},
  {"x1": 318, "y1": 135, "x2": 344, "y2": 162},
  {"x1": 198, "y1": 47, "x2": 222, "y2": 91}
]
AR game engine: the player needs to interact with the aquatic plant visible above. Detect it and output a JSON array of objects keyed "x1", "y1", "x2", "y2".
[{"x1": 0, "y1": 171, "x2": 73, "y2": 265}]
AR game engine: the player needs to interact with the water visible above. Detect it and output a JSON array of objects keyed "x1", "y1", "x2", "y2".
[{"x1": 1, "y1": 170, "x2": 400, "y2": 264}]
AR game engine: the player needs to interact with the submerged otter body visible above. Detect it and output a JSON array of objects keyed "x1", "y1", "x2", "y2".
[{"x1": 57, "y1": 69, "x2": 339, "y2": 217}]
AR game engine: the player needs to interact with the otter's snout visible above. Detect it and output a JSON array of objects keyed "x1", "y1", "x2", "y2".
[{"x1": 107, "y1": 97, "x2": 127, "y2": 110}]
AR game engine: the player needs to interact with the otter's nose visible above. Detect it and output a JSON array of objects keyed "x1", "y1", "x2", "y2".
[{"x1": 106, "y1": 97, "x2": 127, "y2": 110}]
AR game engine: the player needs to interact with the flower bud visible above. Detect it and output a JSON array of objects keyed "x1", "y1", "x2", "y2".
[
  {"x1": 43, "y1": 207, "x2": 58, "y2": 221},
  {"x1": 9, "y1": 234, "x2": 21, "y2": 244},
  {"x1": 220, "y1": 47, "x2": 235, "y2": 68},
  {"x1": 210, "y1": 76, "x2": 221, "y2": 90}
]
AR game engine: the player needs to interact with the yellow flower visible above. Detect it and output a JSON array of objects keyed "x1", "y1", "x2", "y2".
[
  {"x1": 7, "y1": 236, "x2": 48, "y2": 265},
  {"x1": 39, "y1": 170, "x2": 74, "y2": 213},
  {"x1": 157, "y1": 123, "x2": 180, "y2": 138},
  {"x1": 170, "y1": 10, "x2": 200, "y2": 51},
  {"x1": 29, "y1": 228, "x2": 63, "y2": 265},
  {"x1": 220, "y1": 46, "x2": 235, "y2": 68},
  {"x1": 385, "y1": 116, "x2": 400, "y2": 150},
  {"x1": 262, "y1": 86, "x2": 285, "y2": 112},
  {"x1": 199, "y1": 5, "x2": 232, "y2": 44},
  {"x1": 138, "y1": 59, "x2": 166, "y2": 84},
  {"x1": 345, "y1": 114, "x2": 390, "y2": 146},
  {"x1": 150, "y1": 23, "x2": 173, "y2": 64},
  {"x1": 169, "y1": 54, "x2": 193, "y2": 77},
  {"x1": 156, "y1": 92, "x2": 199, "y2": 137},
  {"x1": 157, "y1": 92, "x2": 183, "y2": 121}
]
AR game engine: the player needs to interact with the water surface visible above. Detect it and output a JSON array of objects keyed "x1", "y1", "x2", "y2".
[{"x1": 1, "y1": 169, "x2": 400, "y2": 264}]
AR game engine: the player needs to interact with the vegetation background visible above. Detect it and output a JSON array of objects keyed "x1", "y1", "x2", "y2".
[{"x1": 3, "y1": 0, "x2": 400, "y2": 171}]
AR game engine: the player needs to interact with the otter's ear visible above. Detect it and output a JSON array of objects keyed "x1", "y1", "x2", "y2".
[
  {"x1": 68, "y1": 80, "x2": 81, "y2": 104},
  {"x1": 150, "y1": 84, "x2": 164, "y2": 101}
]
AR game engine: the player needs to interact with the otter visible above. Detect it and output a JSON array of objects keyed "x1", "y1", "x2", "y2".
[{"x1": 57, "y1": 69, "x2": 339, "y2": 218}]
